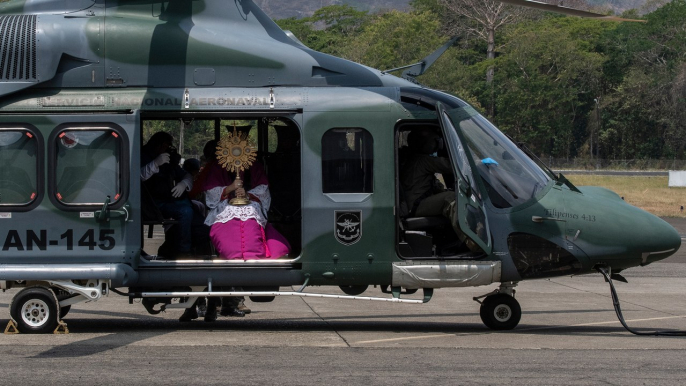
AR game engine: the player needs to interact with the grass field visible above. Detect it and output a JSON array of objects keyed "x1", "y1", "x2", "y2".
[{"x1": 567, "y1": 175, "x2": 686, "y2": 218}]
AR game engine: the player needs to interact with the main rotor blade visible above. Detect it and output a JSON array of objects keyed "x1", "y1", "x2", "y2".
[{"x1": 498, "y1": 0, "x2": 646, "y2": 22}]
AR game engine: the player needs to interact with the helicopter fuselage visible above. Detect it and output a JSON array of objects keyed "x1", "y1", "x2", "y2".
[{"x1": 0, "y1": 0, "x2": 680, "y2": 333}]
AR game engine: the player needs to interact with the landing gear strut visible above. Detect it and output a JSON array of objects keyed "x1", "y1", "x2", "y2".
[{"x1": 474, "y1": 282, "x2": 521, "y2": 330}]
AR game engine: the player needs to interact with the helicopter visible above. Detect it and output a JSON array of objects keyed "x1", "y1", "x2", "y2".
[{"x1": 0, "y1": 0, "x2": 681, "y2": 334}]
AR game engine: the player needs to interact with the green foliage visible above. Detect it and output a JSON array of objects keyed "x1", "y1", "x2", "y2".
[
  {"x1": 409, "y1": 0, "x2": 445, "y2": 14},
  {"x1": 339, "y1": 10, "x2": 443, "y2": 70},
  {"x1": 487, "y1": 18, "x2": 616, "y2": 157},
  {"x1": 598, "y1": 0, "x2": 686, "y2": 159},
  {"x1": 311, "y1": 5, "x2": 369, "y2": 34},
  {"x1": 275, "y1": 5, "x2": 369, "y2": 55},
  {"x1": 143, "y1": 120, "x2": 214, "y2": 160},
  {"x1": 288, "y1": 1, "x2": 683, "y2": 161}
]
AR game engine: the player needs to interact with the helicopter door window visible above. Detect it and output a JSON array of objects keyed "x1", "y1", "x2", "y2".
[
  {"x1": 447, "y1": 106, "x2": 552, "y2": 209},
  {"x1": 51, "y1": 127, "x2": 126, "y2": 207},
  {"x1": 321, "y1": 128, "x2": 373, "y2": 194},
  {"x1": 0, "y1": 127, "x2": 42, "y2": 210}
]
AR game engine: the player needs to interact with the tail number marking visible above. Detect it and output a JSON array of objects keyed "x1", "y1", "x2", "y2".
[{"x1": 3, "y1": 229, "x2": 116, "y2": 251}]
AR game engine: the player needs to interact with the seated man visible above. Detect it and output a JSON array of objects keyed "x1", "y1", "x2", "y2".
[
  {"x1": 400, "y1": 128, "x2": 454, "y2": 218},
  {"x1": 141, "y1": 132, "x2": 194, "y2": 258},
  {"x1": 182, "y1": 157, "x2": 213, "y2": 256}
]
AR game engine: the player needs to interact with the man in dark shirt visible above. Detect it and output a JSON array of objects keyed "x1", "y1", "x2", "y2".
[
  {"x1": 141, "y1": 132, "x2": 194, "y2": 257},
  {"x1": 400, "y1": 128, "x2": 454, "y2": 218}
]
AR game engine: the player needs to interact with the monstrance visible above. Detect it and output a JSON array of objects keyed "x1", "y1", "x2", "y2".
[{"x1": 215, "y1": 124, "x2": 257, "y2": 206}]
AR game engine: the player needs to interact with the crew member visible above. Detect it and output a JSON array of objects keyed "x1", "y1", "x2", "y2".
[
  {"x1": 400, "y1": 128, "x2": 454, "y2": 218},
  {"x1": 141, "y1": 132, "x2": 194, "y2": 258}
]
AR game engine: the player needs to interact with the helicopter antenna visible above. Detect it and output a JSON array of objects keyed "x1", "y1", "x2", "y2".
[
  {"x1": 383, "y1": 36, "x2": 459, "y2": 82},
  {"x1": 497, "y1": 0, "x2": 646, "y2": 22}
]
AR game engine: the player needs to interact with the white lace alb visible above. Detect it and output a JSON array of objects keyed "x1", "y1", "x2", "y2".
[{"x1": 204, "y1": 184, "x2": 271, "y2": 228}]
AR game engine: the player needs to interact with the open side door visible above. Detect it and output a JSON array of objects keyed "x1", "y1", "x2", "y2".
[{"x1": 436, "y1": 103, "x2": 492, "y2": 254}]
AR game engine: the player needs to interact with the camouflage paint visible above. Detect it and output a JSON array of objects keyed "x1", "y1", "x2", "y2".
[{"x1": 0, "y1": 0, "x2": 680, "y2": 291}]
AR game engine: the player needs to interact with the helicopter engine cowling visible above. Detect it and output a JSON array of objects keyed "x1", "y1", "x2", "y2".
[
  {"x1": 0, "y1": 0, "x2": 413, "y2": 99},
  {"x1": 0, "y1": 12, "x2": 102, "y2": 98}
]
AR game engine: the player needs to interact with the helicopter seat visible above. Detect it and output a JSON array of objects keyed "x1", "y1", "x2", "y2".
[
  {"x1": 402, "y1": 216, "x2": 450, "y2": 231},
  {"x1": 399, "y1": 216, "x2": 452, "y2": 257}
]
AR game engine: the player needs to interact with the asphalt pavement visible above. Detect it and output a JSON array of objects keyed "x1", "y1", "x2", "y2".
[{"x1": 1, "y1": 219, "x2": 685, "y2": 385}]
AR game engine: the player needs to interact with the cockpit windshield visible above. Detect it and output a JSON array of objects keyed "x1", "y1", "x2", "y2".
[{"x1": 445, "y1": 106, "x2": 551, "y2": 209}]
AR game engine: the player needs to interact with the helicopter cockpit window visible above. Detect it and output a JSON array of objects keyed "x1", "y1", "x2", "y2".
[
  {"x1": 0, "y1": 128, "x2": 40, "y2": 207},
  {"x1": 447, "y1": 106, "x2": 551, "y2": 209},
  {"x1": 53, "y1": 128, "x2": 123, "y2": 206},
  {"x1": 322, "y1": 128, "x2": 373, "y2": 193}
]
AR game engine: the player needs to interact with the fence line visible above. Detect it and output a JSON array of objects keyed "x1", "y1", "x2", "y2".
[{"x1": 544, "y1": 158, "x2": 686, "y2": 171}]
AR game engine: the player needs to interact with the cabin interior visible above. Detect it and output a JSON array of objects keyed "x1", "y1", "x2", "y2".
[
  {"x1": 139, "y1": 115, "x2": 302, "y2": 261},
  {"x1": 394, "y1": 122, "x2": 483, "y2": 260}
]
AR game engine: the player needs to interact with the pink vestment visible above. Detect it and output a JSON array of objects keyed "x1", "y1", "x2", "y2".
[{"x1": 203, "y1": 162, "x2": 290, "y2": 260}]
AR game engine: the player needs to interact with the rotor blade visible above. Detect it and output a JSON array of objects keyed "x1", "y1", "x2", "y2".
[
  {"x1": 498, "y1": 0, "x2": 646, "y2": 22},
  {"x1": 402, "y1": 36, "x2": 460, "y2": 79}
]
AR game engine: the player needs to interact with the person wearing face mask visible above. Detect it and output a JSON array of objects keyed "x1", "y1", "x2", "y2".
[
  {"x1": 400, "y1": 128, "x2": 454, "y2": 218},
  {"x1": 141, "y1": 131, "x2": 194, "y2": 258}
]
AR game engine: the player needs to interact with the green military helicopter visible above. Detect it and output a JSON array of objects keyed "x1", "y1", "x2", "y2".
[{"x1": 0, "y1": 0, "x2": 681, "y2": 334}]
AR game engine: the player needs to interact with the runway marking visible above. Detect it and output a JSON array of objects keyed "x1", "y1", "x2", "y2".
[
  {"x1": 355, "y1": 334, "x2": 455, "y2": 344},
  {"x1": 517, "y1": 315, "x2": 686, "y2": 332},
  {"x1": 353, "y1": 315, "x2": 686, "y2": 344}
]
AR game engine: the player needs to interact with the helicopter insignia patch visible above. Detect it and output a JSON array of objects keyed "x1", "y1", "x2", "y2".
[{"x1": 335, "y1": 210, "x2": 362, "y2": 246}]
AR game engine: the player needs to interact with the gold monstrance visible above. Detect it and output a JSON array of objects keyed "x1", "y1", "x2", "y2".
[{"x1": 216, "y1": 124, "x2": 257, "y2": 206}]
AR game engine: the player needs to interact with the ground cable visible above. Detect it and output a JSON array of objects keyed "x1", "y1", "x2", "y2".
[{"x1": 597, "y1": 267, "x2": 686, "y2": 336}]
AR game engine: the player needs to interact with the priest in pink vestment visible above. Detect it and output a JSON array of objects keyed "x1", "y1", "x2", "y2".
[{"x1": 203, "y1": 160, "x2": 290, "y2": 259}]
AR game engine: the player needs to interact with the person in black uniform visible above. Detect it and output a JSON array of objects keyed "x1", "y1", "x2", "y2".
[
  {"x1": 141, "y1": 132, "x2": 194, "y2": 258},
  {"x1": 400, "y1": 128, "x2": 454, "y2": 218}
]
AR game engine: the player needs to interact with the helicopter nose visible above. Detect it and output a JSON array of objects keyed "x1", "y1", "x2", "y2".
[
  {"x1": 564, "y1": 187, "x2": 681, "y2": 268},
  {"x1": 638, "y1": 215, "x2": 681, "y2": 265}
]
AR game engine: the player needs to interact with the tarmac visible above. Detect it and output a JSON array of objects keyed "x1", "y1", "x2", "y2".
[{"x1": 0, "y1": 218, "x2": 685, "y2": 385}]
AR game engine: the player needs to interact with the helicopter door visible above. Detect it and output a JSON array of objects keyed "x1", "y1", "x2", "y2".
[
  {"x1": 436, "y1": 103, "x2": 492, "y2": 254},
  {"x1": 35, "y1": 112, "x2": 137, "y2": 265}
]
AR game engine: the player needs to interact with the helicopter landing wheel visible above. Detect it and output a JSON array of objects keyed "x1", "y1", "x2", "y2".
[
  {"x1": 9, "y1": 287, "x2": 59, "y2": 334},
  {"x1": 339, "y1": 285, "x2": 368, "y2": 296},
  {"x1": 479, "y1": 294, "x2": 521, "y2": 330}
]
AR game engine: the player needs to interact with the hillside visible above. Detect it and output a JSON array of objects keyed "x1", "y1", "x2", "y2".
[{"x1": 258, "y1": 0, "x2": 657, "y2": 19}]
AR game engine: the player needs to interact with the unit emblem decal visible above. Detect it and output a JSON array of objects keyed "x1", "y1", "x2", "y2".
[{"x1": 335, "y1": 210, "x2": 362, "y2": 246}]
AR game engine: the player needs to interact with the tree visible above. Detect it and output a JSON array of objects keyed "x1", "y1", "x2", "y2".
[
  {"x1": 437, "y1": 0, "x2": 530, "y2": 117},
  {"x1": 275, "y1": 5, "x2": 369, "y2": 56},
  {"x1": 492, "y1": 17, "x2": 612, "y2": 158},
  {"x1": 599, "y1": 0, "x2": 686, "y2": 160},
  {"x1": 338, "y1": 10, "x2": 444, "y2": 70}
]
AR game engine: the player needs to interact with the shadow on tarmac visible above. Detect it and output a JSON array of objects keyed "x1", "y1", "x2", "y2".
[{"x1": 0, "y1": 314, "x2": 648, "y2": 340}]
